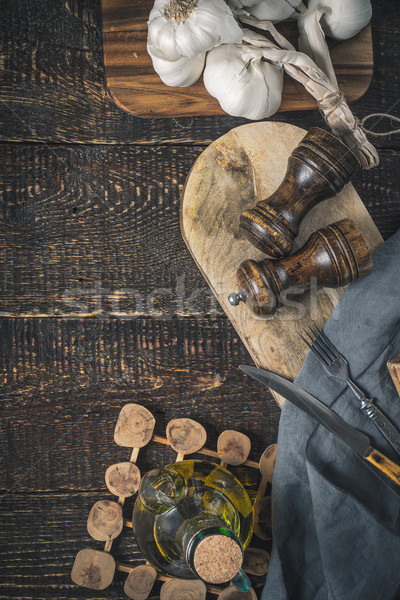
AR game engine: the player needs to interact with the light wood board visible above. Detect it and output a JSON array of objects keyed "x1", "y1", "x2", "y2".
[
  {"x1": 101, "y1": 0, "x2": 373, "y2": 118},
  {"x1": 180, "y1": 122, "x2": 383, "y2": 406}
]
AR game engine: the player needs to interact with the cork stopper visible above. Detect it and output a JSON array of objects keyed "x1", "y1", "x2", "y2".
[{"x1": 193, "y1": 535, "x2": 243, "y2": 584}]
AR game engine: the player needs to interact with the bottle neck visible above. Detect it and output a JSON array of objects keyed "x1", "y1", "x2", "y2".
[{"x1": 185, "y1": 526, "x2": 250, "y2": 592}]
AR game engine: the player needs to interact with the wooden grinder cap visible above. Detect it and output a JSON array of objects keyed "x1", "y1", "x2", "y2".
[{"x1": 193, "y1": 535, "x2": 243, "y2": 584}]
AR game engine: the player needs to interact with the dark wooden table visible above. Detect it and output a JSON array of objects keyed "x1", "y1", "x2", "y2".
[{"x1": 1, "y1": 1, "x2": 399, "y2": 599}]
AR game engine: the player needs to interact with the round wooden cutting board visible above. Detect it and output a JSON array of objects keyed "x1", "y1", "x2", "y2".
[{"x1": 180, "y1": 122, "x2": 383, "y2": 406}]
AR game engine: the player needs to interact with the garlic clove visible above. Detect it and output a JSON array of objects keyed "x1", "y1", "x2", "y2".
[
  {"x1": 306, "y1": 0, "x2": 372, "y2": 41},
  {"x1": 203, "y1": 44, "x2": 283, "y2": 120},
  {"x1": 149, "y1": 49, "x2": 206, "y2": 87},
  {"x1": 147, "y1": 15, "x2": 182, "y2": 62},
  {"x1": 147, "y1": 0, "x2": 243, "y2": 63},
  {"x1": 246, "y1": 0, "x2": 302, "y2": 23}
]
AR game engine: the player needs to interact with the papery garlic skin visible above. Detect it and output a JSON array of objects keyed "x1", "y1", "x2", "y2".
[
  {"x1": 307, "y1": 0, "x2": 372, "y2": 40},
  {"x1": 147, "y1": 0, "x2": 243, "y2": 62},
  {"x1": 247, "y1": 0, "x2": 303, "y2": 22},
  {"x1": 149, "y1": 50, "x2": 205, "y2": 87},
  {"x1": 203, "y1": 44, "x2": 283, "y2": 120}
]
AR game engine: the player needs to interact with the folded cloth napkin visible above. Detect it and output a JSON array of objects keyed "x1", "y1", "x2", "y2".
[{"x1": 262, "y1": 228, "x2": 400, "y2": 600}]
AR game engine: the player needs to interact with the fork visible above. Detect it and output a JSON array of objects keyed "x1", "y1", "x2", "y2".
[{"x1": 300, "y1": 322, "x2": 400, "y2": 458}]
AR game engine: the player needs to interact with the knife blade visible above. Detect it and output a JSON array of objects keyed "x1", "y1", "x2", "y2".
[{"x1": 240, "y1": 365, "x2": 400, "y2": 488}]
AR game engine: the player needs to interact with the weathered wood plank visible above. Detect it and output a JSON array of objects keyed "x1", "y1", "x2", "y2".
[
  {"x1": 0, "y1": 0, "x2": 399, "y2": 148},
  {"x1": 0, "y1": 144, "x2": 399, "y2": 317},
  {"x1": 0, "y1": 317, "x2": 280, "y2": 493}
]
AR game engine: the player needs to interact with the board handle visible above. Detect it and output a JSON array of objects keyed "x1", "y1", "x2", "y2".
[{"x1": 365, "y1": 447, "x2": 400, "y2": 487}]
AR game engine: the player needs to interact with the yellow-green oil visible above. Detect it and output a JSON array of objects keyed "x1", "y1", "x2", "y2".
[{"x1": 132, "y1": 460, "x2": 253, "y2": 578}]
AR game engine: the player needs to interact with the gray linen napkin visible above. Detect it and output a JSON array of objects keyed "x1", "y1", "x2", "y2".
[{"x1": 262, "y1": 228, "x2": 400, "y2": 600}]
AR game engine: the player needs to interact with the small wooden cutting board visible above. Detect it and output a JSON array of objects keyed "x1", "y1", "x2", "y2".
[
  {"x1": 180, "y1": 122, "x2": 383, "y2": 406},
  {"x1": 101, "y1": 0, "x2": 373, "y2": 118}
]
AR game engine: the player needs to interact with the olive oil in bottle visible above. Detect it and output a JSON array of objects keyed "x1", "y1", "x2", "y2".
[{"x1": 132, "y1": 460, "x2": 253, "y2": 590}]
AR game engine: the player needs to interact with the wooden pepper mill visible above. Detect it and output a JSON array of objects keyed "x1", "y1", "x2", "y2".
[
  {"x1": 240, "y1": 127, "x2": 361, "y2": 258},
  {"x1": 228, "y1": 219, "x2": 372, "y2": 317}
]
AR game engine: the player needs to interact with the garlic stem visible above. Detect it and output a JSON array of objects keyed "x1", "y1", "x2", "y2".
[
  {"x1": 297, "y1": 8, "x2": 338, "y2": 87},
  {"x1": 242, "y1": 29, "x2": 379, "y2": 168}
]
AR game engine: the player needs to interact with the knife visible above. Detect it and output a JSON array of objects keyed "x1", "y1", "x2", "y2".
[{"x1": 240, "y1": 365, "x2": 400, "y2": 488}]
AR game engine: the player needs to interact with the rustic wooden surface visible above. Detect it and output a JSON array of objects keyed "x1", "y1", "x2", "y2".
[
  {"x1": 101, "y1": 1, "x2": 373, "y2": 118},
  {"x1": 1, "y1": 0, "x2": 400, "y2": 599},
  {"x1": 181, "y1": 122, "x2": 382, "y2": 405}
]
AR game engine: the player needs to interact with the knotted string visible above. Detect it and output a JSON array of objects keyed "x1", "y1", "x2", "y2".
[{"x1": 360, "y1": 113, "x2": 400, "y2": 137}]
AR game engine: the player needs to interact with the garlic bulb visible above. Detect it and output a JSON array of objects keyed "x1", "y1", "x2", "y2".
[
  {"x1": 147, "y1": 0, "x2": 243, "y2": 62},
  {"x1": 313, "y1": 0, "x2": 372, "y2": 41},
  {"x1": 247, "y1": 0, "x2": 303, "y2": 22},
  {"x1": 203, "y1": 44, "x2": 283, "y2": 120},
  {"x1": 149, "y1": 49, "x2": 205, "y2": 87},
  {"x1": 297, "y1": 0, "x2": 372, "y2": 86}
]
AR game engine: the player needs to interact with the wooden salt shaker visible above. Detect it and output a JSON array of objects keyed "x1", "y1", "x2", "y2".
[
  {"x1": 240, "y1": 127, "x2": 360, "y2": 258},
  {"x1": 229, "y1": 218, "x2": 372, "y2": 317}
]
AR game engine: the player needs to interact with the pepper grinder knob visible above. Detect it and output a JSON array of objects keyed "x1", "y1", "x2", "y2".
[
  {"x1": 230, "y1": 218, "x2": 372, "y2": 318},
  {"x1": 239, "y1": 127, "x2": 361, "y2": 258},
  {"x1": 228, "y1": 291, "x2": 246, "y2": 306}
]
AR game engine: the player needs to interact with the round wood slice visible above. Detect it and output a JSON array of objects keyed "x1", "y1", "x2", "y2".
[
  {"x1": 160, "y1": 578, "x2": 207, "y2": 600},
  {"x1": 114, "y1": 403, "x2": 155, "y2": 448},
  {"x1": 217, "y1": 430, "x2": 251, "y2": 466},
  {"x1": 181, "y1": 122, "x2": 382, "y2": 407},
  {"x1": 243, "y1": 547, "x2": 271, "y2": 576},
  {"x1": 253, "y1": 495, "x2": 272, "y2": 541},
  {"x1": 166, "y1": 418, "x2": 207, "y2": 455},
  {"x1": 123, "y1": 565, "x2": 157, "y2": 600},
  {"x1": 71, "y1": 548, "x2": 115, "y2": 590},
  {"x1": 87, "y1": 500, "x2": 123, "y2": 541},
  {"x1": 259, "y1": 444, "x2": 278, "y2": 483},
  {"x1": 105, "y1": 462, "x2": 141, "y2": 498},
  {"x1": 218, "y1": 585, "x2": 257, "y2": 600}
]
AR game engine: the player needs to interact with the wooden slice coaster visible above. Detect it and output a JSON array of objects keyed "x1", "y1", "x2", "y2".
[
  {"x1": 124, "y1": 564, "x2": 157, "y2": 600},
  {"x1": 243, "y1": 547, "x2": 271, "y2": 576},
  {"x1": 114, "y1": 404, "x2": 155, "y2": 448},
  {"x1": 71, "y1": 548, "x2": 115, "y2": 590},
  {"x1": 259, "y1": 445, "x2": 278, "y2": 483},
  {"x1": 217, "y1": 431, "x2": 251, "y2": 466},
  {"x1": 160, "y1": 579, "x2": 207, "y2": 600},
  {"x1": 105, "y1": 462, "x2": 141, "y2": 498},
  {"x1": 218, "y1": 585, "x2": 257, "y2": 600},
  {"x1": 253, "y1": 496, "x2": 272, "y2": 541},
  {"x1": 253, "y1": 444, "x2": 277, "y2": 540},
  {"x1": 166, "y1": 418, "x2": 207, "y2": 457},
  {"x1": 87, "y1": 500, "x2": 123, "y2": 542}
]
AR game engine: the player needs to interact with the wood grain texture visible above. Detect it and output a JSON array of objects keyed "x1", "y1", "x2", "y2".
[
  {"x1": 0, "y1": 317, "x2": 279, "y2": 494},
  {"x1": 101, "y1": 2, "x2": 372, "y2": 118},
  {"x1": 0, "y1": 143, "x2": 399, "y2": 318},
  {"x1": 0, "y1": 1, "x2": 399, "y2": 146},
  {"x1": 181, "y1": 122, "x2": 383, "y2": 405}
]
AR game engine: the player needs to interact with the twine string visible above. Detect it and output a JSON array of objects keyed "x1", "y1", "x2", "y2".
[{"x1": 360, "y1": 113, "x2": 400, "y2": 137}]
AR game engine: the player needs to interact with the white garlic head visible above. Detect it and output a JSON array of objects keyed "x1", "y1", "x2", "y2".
[
  {"x1": 307, "y1": 0, "x2": 372, "y2": 40},
  {"x1": 148, "y1": 48, "x2": 206, "y2": 87},
  {"x1": 203, "y1": 44, "x2": 283, "y2": 120},
  {"x1": 147, "y1": 0, "x2": 243, "y2": 62},
  {"x1": 246, "y1": 0, "x2": 303, "y2": 22}
]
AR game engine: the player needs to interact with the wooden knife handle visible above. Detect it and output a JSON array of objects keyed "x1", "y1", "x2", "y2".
[
  {"x1": 365, "y1": 447, "x2": 400, "y2": 487},
  {"x1": 387, "y1": 353, "x2": 400, "y2": 396}
]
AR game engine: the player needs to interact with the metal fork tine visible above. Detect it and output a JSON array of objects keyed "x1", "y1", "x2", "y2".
[
  {"x1": 305, "y1": 326, "x2": 336, "y2": 364},
  {"x1": 310, "y1": 334, "x2": 336, "y2": 364},
  {"x1": 311, "y1": 321, "x2": 341, "y2": 358},
  {"x1": 300, "y1": 330, "x2": 330, "y2": 366},
  {"x1": 309, "y1": 330, "x2": 336, "y2": 363}
]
